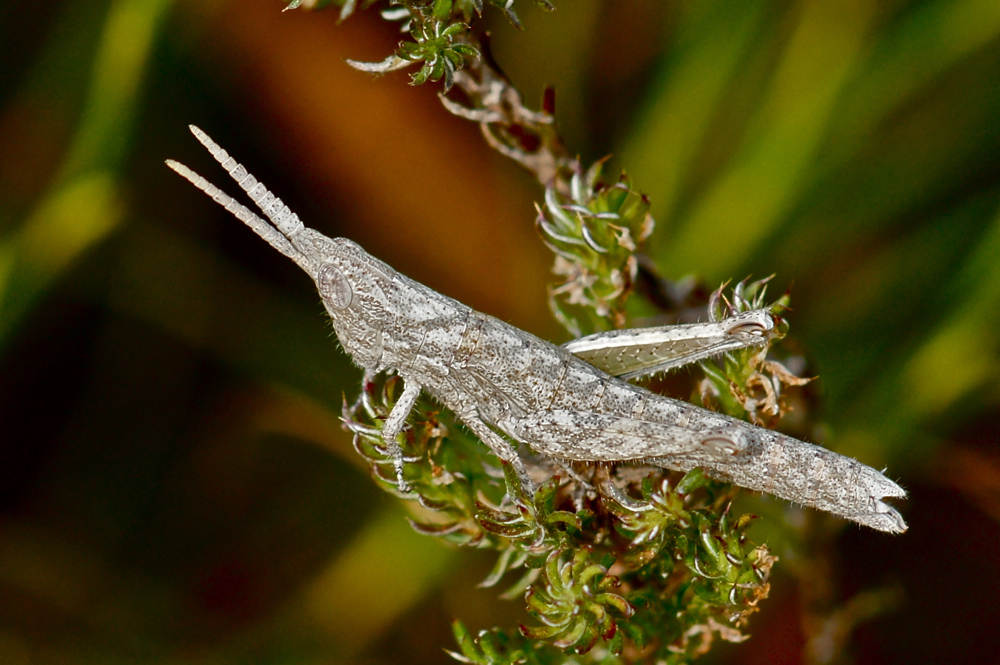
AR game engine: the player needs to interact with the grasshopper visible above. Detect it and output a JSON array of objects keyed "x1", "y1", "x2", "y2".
[{"x1": 166, "y1": 126, "x2": 906, "y2": 534}]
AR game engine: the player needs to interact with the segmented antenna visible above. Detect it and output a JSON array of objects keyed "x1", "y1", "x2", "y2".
[
  {"x1": 186, "y1": 126, "x2": 304, "y2": 238},
  {"x1": 165, "y1": 158, "x2": 304, "y2": 265}
]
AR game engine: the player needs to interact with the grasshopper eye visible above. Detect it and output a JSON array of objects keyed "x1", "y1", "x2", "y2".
[
  {"x1": 318, "y1": 263, "x2": 352, "y2": 310},
  {"x1": 725, "y1": 311, "x2": 774, "y2": 336},
  {"x1": 727, "y1": 321, "x2": 767, "y2": 335}
]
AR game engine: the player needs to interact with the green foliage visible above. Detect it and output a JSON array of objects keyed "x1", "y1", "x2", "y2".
[
  {"x1": 480, "y1": 0, "x2": 555, "y2": 28},
  {"x1": 697, "y1": 279, "x2": 811, "y2": 427},
  {"x1": 346, "y1": 374, "x2": 503, "y2": 547},
  {"x1": 332, "y1": 0, "x2": 554, "y2": 88},
  {"x1": 400, "y1": 18, "x2": 477, "y2": 88},
  {"x1": 325, "y1": 0, "x2": 555, "y2": 27},
  {"x1": 520, "y1": 547, "x2": 632, "y2": 653},
  {"x1": 344, "y1": 366, "x2": 778, "y2": 661},
  {"x1": 449, "y1": 619, "x2": 534, "y2": 664},
  {"x1": 536, "y1": 161, "x2": 655, "y2": 337}
]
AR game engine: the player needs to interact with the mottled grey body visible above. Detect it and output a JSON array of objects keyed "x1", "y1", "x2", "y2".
[{"x1": 166, "y1": 126, "x2": 906, "y2": 534}]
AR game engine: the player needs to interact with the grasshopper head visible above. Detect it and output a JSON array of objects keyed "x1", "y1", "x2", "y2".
[
  {"x1": 287, "y1": 231, "x2": 397, "y2": 322},
  {"x1": 166, "y1": 126, "x2": 394, "y2": 365}
]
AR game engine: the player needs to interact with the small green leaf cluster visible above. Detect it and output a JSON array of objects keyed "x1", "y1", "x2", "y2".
[
  {"x1": 290, "y1": 0, "x2": 553, "y2": 24},
  {"x1": 450, "y1": 0, "x2": 555, "y2": 27},
  {"x1": 520, "y1": 547, "x2": 633, "y2": 653},
  {"x1": 476, "y1": 464, "x2": 588, "y2": 553},
  {"x1": 317, "y1": 1, "x2": 555, "y2": 88},
  {"x1": 601, "y1": 474, "x2": 775, "y2": 663},
  {"x1": 397, "y1": 8, "x2": 478, "y2": 88},
  {"x1": 344, "y1": 374, "x2": 507, "y2": 547},
  {"x1": 449, "y1": 620, "x2": 536, "y2": 665},
  {"x1": 697, "y1": 279, "x2": 812, "y2": 427},
  {"x1": 484, "y1": 0, "x2": 555, "y2": 27},
  {"x1": 537, "y1": 160, "x2": 655, "y2": 337}
]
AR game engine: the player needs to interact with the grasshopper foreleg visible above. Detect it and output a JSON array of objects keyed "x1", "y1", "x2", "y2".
[{"x1": 380, "y1": 380, "x2": 422, "y2": 492}]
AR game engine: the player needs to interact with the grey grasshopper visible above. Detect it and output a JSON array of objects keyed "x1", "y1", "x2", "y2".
[{"x1": 166, "y1": 126, "x2": 906, "y2": 534}]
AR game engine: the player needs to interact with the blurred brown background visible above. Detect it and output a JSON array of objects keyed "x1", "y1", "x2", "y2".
[{"x1": 2, "y1": 0, "x2": 999, "y2": 663}]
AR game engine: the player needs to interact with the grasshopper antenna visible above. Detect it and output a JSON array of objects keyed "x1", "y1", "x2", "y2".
[{"x1": 164, "y1": 126, "x2": 313, "y2": 272}]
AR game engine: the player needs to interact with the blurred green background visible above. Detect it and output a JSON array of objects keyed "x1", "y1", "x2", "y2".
[{"x1": 2, "y1": 0, "x2": 999, "y2": 663}]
